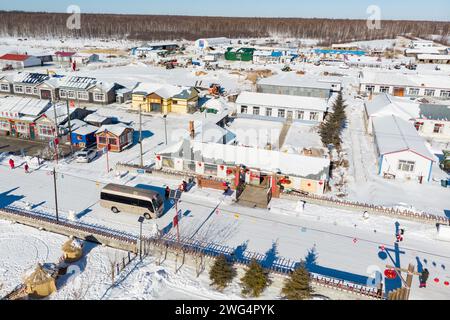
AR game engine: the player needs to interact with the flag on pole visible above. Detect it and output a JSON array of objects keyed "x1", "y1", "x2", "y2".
[{"x1": 173, "y1": 214, "x2": 178, "y2": 228}]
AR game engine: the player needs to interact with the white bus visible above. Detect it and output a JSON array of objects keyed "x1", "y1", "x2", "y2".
[{"x1": 100, "y1": 184, "x2": 165, "y2": 219}]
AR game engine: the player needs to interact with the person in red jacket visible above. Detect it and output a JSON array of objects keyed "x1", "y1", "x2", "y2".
[
  {"x1": 8, "y1": 158, "x2": 15, "y2": 169},
  {"x1": 24, "y1": 163, "x2": 29, "y2": 173}
]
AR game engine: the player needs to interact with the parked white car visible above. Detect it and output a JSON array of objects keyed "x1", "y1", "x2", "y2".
[{"x1": 75, "y1": 148, "x2": 97, "y2": 163}]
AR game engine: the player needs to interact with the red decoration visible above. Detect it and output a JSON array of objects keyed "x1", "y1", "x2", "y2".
[
  {"x1": 384, "y1": 269, "x2": 397, "y2": 279},
  {"x1": 444, "y1": 281, "x2": 449, "y2": 286},
  {"x1": 220, "y1": 165, "x2": 225, "y2": 170},
  {"x1": 156, "y1": 155, "x2": 161, "y2": 161},
  {"x1": 226, "y1": 169, "x2": 233, "y2": 175},
  {"x1": 54, "y1": 138, "x2": 59, "y2": 145},
  {"x1": 434, "y1": 278, "x2": 440, "y2": 283},
  {"x1": 197, "y1": 162, "x2": 202, "y2": 167},
  {"x1": 379, "y1": 245, "x2": 385, "y2": 251},
  {"x1": 319, "y1": 181, "x2": 324, "y2": 185},
  {"x1": 173, "y1": 215, "x2": 178, "y2": 227},
  {"x1": 307, "y1": 183, "x2": 311, "y2": 187}
]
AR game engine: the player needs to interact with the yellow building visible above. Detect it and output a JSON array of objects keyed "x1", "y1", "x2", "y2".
[
  {"x1": 132, "y1": 83, "x2": 199, "y2": 114},
  {"x1": 24, "y1": 263, "x2": 58, "y2": 298}
]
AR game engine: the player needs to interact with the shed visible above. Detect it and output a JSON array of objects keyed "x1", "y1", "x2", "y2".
[
  {"x1": 62, "y1": 237, "x2": 84, "y2": 262},
  {"x1": 24, "y1": 263, "x2": 58, "y2": 298}
]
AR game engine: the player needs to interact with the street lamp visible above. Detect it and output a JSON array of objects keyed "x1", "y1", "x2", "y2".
[
  {"x1": 139, "y1": 104, "x2": 144, "y2": 167},
  {"x1": 163, "y1": 114, "x2": 168, "y2": 145},
  {"x1": 138, "y1": 216, "x2": 145, "y2": 261},
  {"x1": 52, "y1": 167, "x2": 59, "y2": 223}
]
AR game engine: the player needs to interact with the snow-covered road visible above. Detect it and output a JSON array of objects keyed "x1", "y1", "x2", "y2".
[{"x1": 1, "y1": 163, "x2": 449, "y2": 299}]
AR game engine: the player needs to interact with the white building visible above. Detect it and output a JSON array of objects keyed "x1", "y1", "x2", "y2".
[
  {"x1": 359, "y1": 71, "x2": 450, "y2": 99},
  {"x1": 0, "y1": 54, "x2": 42, "y2": 69},
  {"x1": 373, "y1": 115, "x2": 435, "y2": 183},
  {"x1": 236, "y1": 91, "x2": 328, "y2": 123},
  {"x1": 195, "y1": 37, "x2": 230, "y2": 50},
  {"x1": 72, "y1": 53, "x2": 100, "y2": 65}
]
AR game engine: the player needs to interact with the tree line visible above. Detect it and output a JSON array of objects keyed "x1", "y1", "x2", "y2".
[{"x1": 0, "y1": 11, "x2": 448, "y2": 44}]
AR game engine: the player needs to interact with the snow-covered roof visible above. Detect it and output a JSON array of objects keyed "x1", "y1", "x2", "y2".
[
  {"x1": 418, "y1": 104, "x2": 450, "y2": 121},
  {"x1": 41, "y1": 102, "x2": 75, "y2": 124},
  {"x1": 85, "y1": 112, "x2": 111, "y2": 124},
  {"x1": 13, "y1": 72, "x2": 49, "y2": 84},
  {"x1": 360, "y1": 71, "x2": 450, "y2": 89},
  {"x1": 258, "y1": 73, "x2": 333, "y2": 90},
  {"x1": 96, "y1": 123, "x2": 132, "y2": 137},
  {"x1": 72, "y1": 122, "x2": 98, "y2": 135},
  {"x1": 0, "y1": 96, "x2": 50, "y2": 119},
  {"x1": 236, "y1": 91, "x2": 328, "y2": 112},
  {"x1": 417, "y1": 54, "x2": 450, "y2": 60},
  {"x1": 58, "y1": 76, "x2": 97, "y2": 90},
  {"x1": 159, "y1": 140, "x2": 330, "y2": 179},
  {"x1": 365, "y1": 93, "x2": 419, "y2": 120},
  {"x1": 372, "y1": 115, "x2": 434, "y2": 160},
  {"x1": 133, "y1": 83, "x2": 191, "y2": 99},
  {"x1": 405, "y1": 48, "x2": 445, "y2": 55}
]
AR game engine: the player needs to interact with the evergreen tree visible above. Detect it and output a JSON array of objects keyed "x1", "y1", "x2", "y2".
[
  {"x1": 281, "y1": 263, "x2": 312, "y2": 300},
  {"x1": 209, "y1": 255, "x2": 236, "y2": 291},
  {"x1": 240, "y1": 259, "x2": 269, "y2": 297},
  {"x1": 319, "y1": 91, "x2": 347, "y2": 150}
]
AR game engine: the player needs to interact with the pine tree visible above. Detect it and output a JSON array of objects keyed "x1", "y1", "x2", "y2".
[
  {"x1": 240, "y1": 259, "x2": 269, "y2": 297},
  {"x1": 281, "y1": 263, "x2": 312, "y2": 300},
  {"x1": 319, "y1": 91, "x2": 347, "y2": 150},
  {"x1": 209, "y1": 255, "x2": 236, "y2": 291}
]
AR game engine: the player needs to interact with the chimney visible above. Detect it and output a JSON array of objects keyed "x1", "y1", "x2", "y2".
[{"x1": 189, "y1": 120, "x2": 195, "y2": 139}]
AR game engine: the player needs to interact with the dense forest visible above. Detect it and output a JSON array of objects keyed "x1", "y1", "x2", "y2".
[{"x1": 0, "y1": 11, "x2": 448, "y2": 44}]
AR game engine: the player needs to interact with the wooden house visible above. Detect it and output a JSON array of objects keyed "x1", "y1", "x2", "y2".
[{"x1": 95, "y1": 123, "x2": 134, "y2": 152}]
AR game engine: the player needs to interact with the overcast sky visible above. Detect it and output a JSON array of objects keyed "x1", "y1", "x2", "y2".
[{"x1": 0, "y1": 0, "x2": 449, "y2": 21}]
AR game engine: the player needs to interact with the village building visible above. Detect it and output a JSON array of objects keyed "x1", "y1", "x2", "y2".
[
  {"x1": 331, "y1": 43, "x2": 360, "y2": 51},
  {"x1": 57, "y1": 76, "x2": 121, "y2": 105},
  {"x1": 359, "y1": 71, "x2": 450, "y2": 99},
  {"x1": 417, "y1": 54, "x2": 450, "y2": 64},
  {"x1": 72, "y1": 53, "x2": 100, "y2": 65},
  {"x1": 132, "y1": 83, "x2": 199, "y2": 114},
  {"x1": 95, "y1": 123, "x2": 134, "y2": 152},
  {"x1": 11, "y1": 73, "x2": 50, "y2": 98},
  {"x1": 0, "y1": 54, "x2": 42, "y2": 69},
  {"x1": 84, "y1": 111, "x2": 114, "y2": 127},
  {"x1": 236, "y1": 91, "x2": 328, "y2": 123},
  {"x1": 0, "y1": 96, "x2": 52, "y2": 139},
  {"x1": 70, "y1": 120, "x2": 98, "y2": 148},
  {"x1": 54, "y1": 51, "x2": 76, "y2": 63},
  {"x1": 415, "y1": 104, "x2": 450, "y2": 143},
  {"x1": 0, "y1": 74, "x2": 13, "y2": 94},
  {"x1": 257, "y1": 73, "x2": 340, "y2": 99},
  {"x1": 130, "y1": 43, "x2": 179, "y2": 56},
  {"x1": 195, "y1": 37, "x2": 230, "y2": 50},
  {"x1": 372, "y1": 114, "x2": 435, "y2": 183}
]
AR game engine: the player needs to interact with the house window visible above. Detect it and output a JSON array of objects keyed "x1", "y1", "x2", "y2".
[
  {"x1": 433, "y1": 123, "x2": 444, "y2": 134},
  {"x1": 25, "y1": 86, "x2": 32, "y2": 94},
  {"x1": 94, "y1": 93, "x2": 105, "y2": 101},
  {"x1": 77, "y1": 91, "x2": 89, "y2": 100},
  {"x1": 33, "y1": 87, "x2": 38, "y2": 95},
  {"x1": 310, "y1": 112, "x2": 319, "y2": 121},
  {"x1": 408, "y1": 88, "x2": 420, "y2": 96},
  {"x1": 366, "y1": 85, "x2": 375, "y2": 93},
  {"x1": 98, "y1": 136, "x2": 107, "y2": 144},
  {"x1": 278, "y1": 109, "x2": 285, "y2": 118},
  {"x1": 424, "y1": 89, "x2": 435, "y2": 97},
  {"x1": 14, "y1": 85, "x2": 23, "y2": 93},
  {"x1": 15, "y1": 122, "x2": 28, "y2": 133},
  {"x1": 380, "y1": 86, "x2": 390, "y2": 93},
  {"x1": 0, "y1": 84, "x2": 9, "y2": 92},
  {"x1": 172, "y1": 100, "x2": 178, "y2": 104},
  {"x1": 0, "y1": 120, "x2": 10, "y2": 131},
  {"x1": 414, "y1": 122, "x2": 424, "y2": 131},
  {"x1": 108, "y1": 137, "x2": 117, "y2": 145},
  {"x1": 297, "y1": 111, "x2": 304, "y2": 120},
  {"x1": 38, "y1": 125, "x2": 54, "y2": 137},
  {"x1": 440, "y1": 90, "x2": 450, "y2": 99},
  {"x1": 241, "y1": 105, "x2": 248, "y2": 114},
  {"x1": 59, "y1": 90, "x2": 67, "y2": 98},
  {"x1": 68, "y1": 91, "x2": 76, "y2": 99},
  {"x1": 253, "y1": 107, "x2": 260, "y2": 115},
  {"x1": 265, "y1": 108, "x2": 272, "y2": 117},
  {"x1": 398, "y1": 160, "x2": 415, "y2": 172}
]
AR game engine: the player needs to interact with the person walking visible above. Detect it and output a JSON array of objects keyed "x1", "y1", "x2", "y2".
[
  {"x1": 9, "y1": 158, "x2": 15, "y2": 169},
  {"x1": 419, "y1": 269, "x2": 430, "y2": 288},
  {"x1": 24, "y1": 163, "x2": 29, "y2": 173},
  {"x1": 165, "y1": 186, "x2": 170, "y2": 200}
]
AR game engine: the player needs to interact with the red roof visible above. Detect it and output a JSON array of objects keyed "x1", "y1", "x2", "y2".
[
  {"x1": 55, "y1": 51, "x2": 76, "y2": 57},
  {"x1": 0, "y1": 54, "x2": 31, "y2": 61}
]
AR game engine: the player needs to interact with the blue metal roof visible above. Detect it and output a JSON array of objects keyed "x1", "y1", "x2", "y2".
[{"x1": 314, "y1": 49, "x2": 366, "y2": 56}]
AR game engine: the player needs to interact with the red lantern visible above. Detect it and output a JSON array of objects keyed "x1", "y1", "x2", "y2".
[
  {"x1": 384, "y1": 269, "x2": 397, "y2": 280},
  {"x1": 319, "y1": 181, "x2": 324, "y2": 185},
  {"x1": 156, "y1": 155, "x2": 161, "y2": 161},
  {"x1": 197, "y1": 162, "x2": 202, "y2": 167},
  {"x1": 226, "y1": 169, "x2": 233, "y2": 175},
  {"x1": 220, "y1": 165, "x2": 225, "y2": 170},
  {"x1": 307, "y1": 183, "x2": 311, "y2": 187}
]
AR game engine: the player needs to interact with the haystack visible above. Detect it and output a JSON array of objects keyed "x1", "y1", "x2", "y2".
[
  {"x1": 24, "y1": 263, "x2": 57, "y2": 298},
  {"x1": 62, "y1": 237, "x2": 84, "y2": 262}
]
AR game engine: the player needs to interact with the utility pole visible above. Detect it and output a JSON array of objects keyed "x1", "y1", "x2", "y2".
[
  {"x1": 163, "y1": 114, "x2": 168, "y2": 145},
  {"x1": 51, "y1": 99, "x2": 60, "y2": 164},
  {"x1": 65, "y1": 100, "x2": 74, "y2": 155},
  {"x1": 53, "y1": 167, "x2": 59, "y2": 223},
  {"x1": 139, "y1": 104, "x2": 144, "y2": 167}
]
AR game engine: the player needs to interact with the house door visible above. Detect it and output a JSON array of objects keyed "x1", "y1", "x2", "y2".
[
  {"x1": 151, "y1": 103, "x2": 162, "y2": 112},
  {"x1": 29, "y1": 124, "x2": 35, "y2": 140},
  {"x1": 287, "y1": 111, "x2": 293, "y2": 120},
  {"x1": 41, "y1": 89, "x2": 52, "y2": 100},
  {"x1": 393, "y1": 87, "x2": 405, "y2": 97}
]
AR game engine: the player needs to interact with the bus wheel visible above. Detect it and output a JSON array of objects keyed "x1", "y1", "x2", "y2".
[
  {"x1": 111, "y1": 207, "x2": 119, "y2": 214},
  {"x1": 144, "y1": 213, "x2": 152, "y2": 220}
]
